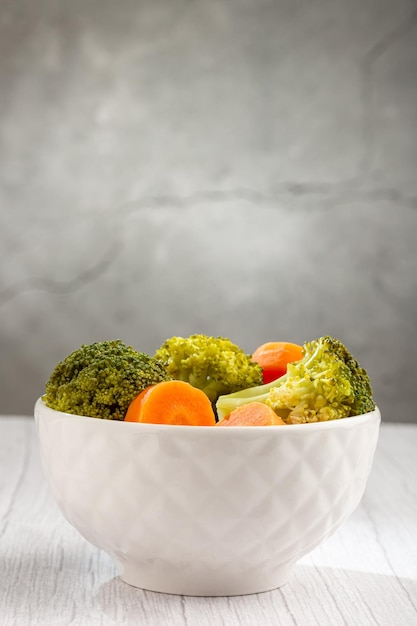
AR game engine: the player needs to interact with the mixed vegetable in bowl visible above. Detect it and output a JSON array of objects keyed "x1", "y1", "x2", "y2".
[{"x1": 42, "y1": 334, "x2": 375, "y2": 426}]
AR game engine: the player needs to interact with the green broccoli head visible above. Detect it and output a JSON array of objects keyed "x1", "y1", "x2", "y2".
[
  {"x1": 320, "y1": 336, "x2": 375, "y2": 416},
  {"x1": 216, "y1": 335, "x2": 375, "y2": 423},
  {"x1": 43, "y1": 339, "x2": 171, "y2": 419},
  {"x1": 154, "y1": 334, "x2": 263, "y2": 404}
]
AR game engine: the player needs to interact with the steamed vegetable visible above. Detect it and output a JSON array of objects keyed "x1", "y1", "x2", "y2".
[
  {"x1": 216, "y1": 336, "x2": 375, "y2": 424},
  {"x1": 125, "y1": 380, "x2": 216, "y2": 426},
  {"x1": 216, "y1": 402, "x2": 286, "y2": 426},
  {"x1": 251, "y1": 341, "x2": 304, "y2": 383},
  {"x1": 43, "y1": 340, "x2": 171, "y2": 419},
  {"x1": 154, "y1": 334, "x2": 263, "y2": 405}
]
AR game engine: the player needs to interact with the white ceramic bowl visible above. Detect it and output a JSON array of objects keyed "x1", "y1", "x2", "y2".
[{"x1": 34, "y1": 397, "x2": 380, "y2": 596}]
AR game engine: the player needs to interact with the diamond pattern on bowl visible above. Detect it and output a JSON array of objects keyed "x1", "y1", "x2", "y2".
[{"x1": 35, "y1": 399, "x2": 380, "y2": 595}]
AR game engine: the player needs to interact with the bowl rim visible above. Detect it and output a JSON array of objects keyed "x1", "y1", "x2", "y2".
[{"x1": 34, "y1": 396, "x2": 381, "y2": 433}]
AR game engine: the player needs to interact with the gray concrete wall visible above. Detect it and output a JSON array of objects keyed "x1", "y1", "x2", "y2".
[{"x1": 1, "y1": 0, "x2": 416, "y2": 422}]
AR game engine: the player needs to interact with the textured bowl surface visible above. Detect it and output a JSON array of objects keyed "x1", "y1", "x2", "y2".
[{"x1": 34, "y1": 398, "x2": 380, "y2": 596}]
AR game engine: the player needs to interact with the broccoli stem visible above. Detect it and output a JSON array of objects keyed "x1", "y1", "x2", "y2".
[{"x1": 216, "y1": 377, "x2": 284, "y2": 420}]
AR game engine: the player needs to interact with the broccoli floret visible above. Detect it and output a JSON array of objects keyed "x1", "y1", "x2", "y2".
[
  {"x1": 154, "y1": 334, "x2": 263, "y2": 405},
  {"x1": 43, "y1": 339, "x2": 171, "y2": 419},
  {"x1": 216, "y1": 335, "x2": 375, "y2": 424},
  {"x1": 320, "y1": 336, "x2": 375, "y2": 417}
]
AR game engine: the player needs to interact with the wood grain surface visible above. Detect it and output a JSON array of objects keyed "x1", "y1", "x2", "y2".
[{"x1": 1, "y1": 418, "x2": 416, "y2": 626}]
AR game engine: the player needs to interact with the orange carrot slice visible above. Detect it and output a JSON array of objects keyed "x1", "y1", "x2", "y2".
[
  {"x1": 124, "y1": 385, "x2": 156, "y2": 422},
  {"x1": 216, "y1": 402, "x2": 286, "y2": 426},
  {"x1": 125, "y1": 380, "x2": 216, "y2": 426},
  {"x1": 251, "y1": 341, "x2": 304, "y2": 383}
]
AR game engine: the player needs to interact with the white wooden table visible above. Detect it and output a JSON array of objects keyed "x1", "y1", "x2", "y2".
[{"x1": 1, "y1": 417, "x2": 416, "y2": 626}]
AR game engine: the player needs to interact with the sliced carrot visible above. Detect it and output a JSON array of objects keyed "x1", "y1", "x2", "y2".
[
  {"x1": 124, "y1": 380, "x2": 216, "y2": 426},
  {"x1": 251, "y1": 341, "x2": 304, "y2": 384},
  {"x1": 216, "y1": 402, "x2": 286, "y2": 426},
  {"x1": 124, "y1": 385, "x2": 156, "y2": 422}
]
